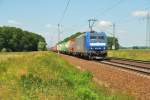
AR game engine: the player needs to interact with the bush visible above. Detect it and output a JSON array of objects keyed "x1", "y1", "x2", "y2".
[
  {"x1": 38, "y1": 41, "x2": 46, "y2": 51},
  {"x1": 77, "y1": 87, "x2": 98, "y2": 100},
  {"x1": 1, "y1": 48, "x2": 7, "y2": 52}
]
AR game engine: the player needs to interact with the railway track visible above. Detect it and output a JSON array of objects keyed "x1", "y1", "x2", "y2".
[
  {"x1": 100, "y1": 57, "x2": 150, "y2": 75},
  {"x1": 108, "y1": 57, "x2": 150, "y2": 64}
]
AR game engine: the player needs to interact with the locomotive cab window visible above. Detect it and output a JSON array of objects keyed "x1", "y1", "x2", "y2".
[
  {"x1": 90, "y1": 36, "x2": 97, "y2": 39},
  {"x1": 90, "y1": 35, "x2": 105, "y2": 43},
  {"x1": 98, "y1": 36, "x2": 104, "y2": 40},
  {"x1": 90, "y1": 35, "x2": 97, "y2": 43}
]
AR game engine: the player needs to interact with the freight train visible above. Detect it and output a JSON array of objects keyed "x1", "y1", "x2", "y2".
[{"x1": 51, "y1": 31, "x2": 107, "y2": 59}]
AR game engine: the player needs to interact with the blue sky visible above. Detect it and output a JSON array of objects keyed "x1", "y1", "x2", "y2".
[{"x1": 0, "y1": 0, "x2": 150, "y2": 47}]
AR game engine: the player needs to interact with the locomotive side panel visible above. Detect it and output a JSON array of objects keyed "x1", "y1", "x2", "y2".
[{"x1": 75, "y1": 34, "x2": 87, "y2": 53}]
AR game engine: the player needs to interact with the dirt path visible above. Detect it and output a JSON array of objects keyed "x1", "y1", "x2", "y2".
[{"x1": 60, "y1": 54, "x2": 150, "y2": 100}]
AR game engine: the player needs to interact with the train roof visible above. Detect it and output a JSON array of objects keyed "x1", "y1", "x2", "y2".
[
  {"x1": 58, "y1": 32, "x2": 83, "y2": 44},
  {"x1": 57, "y1": 31, "x2": 106, "y2": 44}
]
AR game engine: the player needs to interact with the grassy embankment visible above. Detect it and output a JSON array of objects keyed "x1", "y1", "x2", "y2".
[
  {"x1": 108, "y1": 49, "x2": 150, "y2": 61},
  {"x1": 0, "y1": 52, "x2": 133, "y2": 100}
]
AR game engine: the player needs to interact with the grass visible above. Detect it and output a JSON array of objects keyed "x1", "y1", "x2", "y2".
[
  {"x1": 0, "y1": 51, "x2": 133, "y2": 100},
  {"x1": 108, "y1": 49, "x2": 150, "y2": 61}
]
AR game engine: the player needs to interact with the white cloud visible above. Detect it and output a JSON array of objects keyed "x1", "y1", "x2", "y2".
[
  {"x1": 97, "y1": 21, "x2": 112, "y2": 28},
  {"x1": 95, "y1": 20, "x2": 112, "y2": 30},
  {"x1": 45, "y1": 24, "x2": 57, "y2": 29},
  {"x1": 45, "y1": 24, "x2": 52, "y2": 28},
  {"x1": 8, "y1": 20, "x2": 22, "y2": 25},
  {"x1": 132, "y1": 10, "x2": 148, "y2": 17}
]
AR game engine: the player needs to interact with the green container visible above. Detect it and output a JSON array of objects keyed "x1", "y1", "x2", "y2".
[{"x1": 59, "y1": 42, "x2": 68, "y2": 52}]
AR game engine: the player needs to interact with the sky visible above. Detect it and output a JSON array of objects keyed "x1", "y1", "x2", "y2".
[{"x1": 0, "y1": 0, "x2": 150, "y2": 47}]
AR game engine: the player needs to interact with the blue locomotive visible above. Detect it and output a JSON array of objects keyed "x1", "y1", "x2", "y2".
[{"x1": 56, "y1": 31, "x2": 107, "y2": 59}]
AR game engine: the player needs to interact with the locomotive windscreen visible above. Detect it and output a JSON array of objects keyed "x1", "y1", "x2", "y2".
[{"x1": 90, "y1": 35, "x2": 105, "y2": 43}]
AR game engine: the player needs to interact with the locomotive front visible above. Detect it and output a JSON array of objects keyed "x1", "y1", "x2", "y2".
[{"x1": 85, "y1": 31, "x2": 107, "y2": 58}]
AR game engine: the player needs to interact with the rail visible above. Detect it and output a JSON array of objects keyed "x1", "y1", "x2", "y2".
[{"x1": 99, "y1": 58, "x2": 150, "y2": 75}]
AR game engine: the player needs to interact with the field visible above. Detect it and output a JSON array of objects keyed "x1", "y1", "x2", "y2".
[
  {"x1": 108, "y1": 49, "x2": 150, "y2": 61},
  {"x1": 0, "y1": 52, "x2": 133, "y2": 100}
]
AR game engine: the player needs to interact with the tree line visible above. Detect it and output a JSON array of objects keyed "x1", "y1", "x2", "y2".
[{"x1": 0, "y1": 26, "x2": 46, "y2": 52}]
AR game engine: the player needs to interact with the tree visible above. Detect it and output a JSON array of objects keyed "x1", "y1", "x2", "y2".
[
  {"x1": 0, "y1": 34, "x2": 5, "y2": 50},
  {"x1": 132, "y1": 46, "x2": 139, "y2": 49},
  {"x1": 107, "y1": 36, "x2": 119, "y2": 50},
  {"x1": 38, "y1": 41, "x2": 46, "y2": 51},
  {"x1": 0, "y1": 26, "x2": 46, "y2": 52}
]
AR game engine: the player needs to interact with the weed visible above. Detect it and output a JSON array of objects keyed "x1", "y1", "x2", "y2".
[{"x1": 0, "y1": 51, "x2": 133, "y2": 100}]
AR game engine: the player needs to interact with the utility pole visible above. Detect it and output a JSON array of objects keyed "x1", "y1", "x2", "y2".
[
  {"x1": 112, "y1": 23, "x2": 116, "y2": 50},
  {"x1": 57, "y1": 24, "x2": 60, "y2": 54},
  {"x1": 146, "y1": 11, "x2": 150, "y2": 48},
  {"x1": 88, "y1": 18, "x2": 97, "y2": 32}
]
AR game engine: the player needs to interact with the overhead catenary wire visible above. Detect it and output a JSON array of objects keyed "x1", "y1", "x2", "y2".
[
  {"x1": 60, "y1": 0, "x2": 123, "y2": 33},
  {"x1": 58, "y1": 0, "x2": 71, "y2": 24},
  {"x1": 97, "y1": 0, "x2": 124, "y2": 18},
  {"x1": 97, "y1": 1, "x2": 148, "y2": 26},
  {"x1": 57, "y1": 0, "x2": 71, "y2": 54},
  {"x1": 116, "y1": 6, "x2": 150, "y2": 27},
  {"x1": 117, "y1": 6, "x2": 150, "y2": 48},
  {"x1": 117, "y1": 5, "x2": 150, "y2": 24},
  {"x1": 95, "y1": 1, "x2": 149, "y2": 48},
  {"x1": 93, "y1": 0, "x2": 124, "y2": 35}
]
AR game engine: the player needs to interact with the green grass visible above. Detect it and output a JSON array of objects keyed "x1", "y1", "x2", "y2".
[
  {"x1": 108, "y1": 49, "x2": 150, "y2": 61},
  {"x1": 0, "y1": 51, "x2": 133, "y2": 100}
]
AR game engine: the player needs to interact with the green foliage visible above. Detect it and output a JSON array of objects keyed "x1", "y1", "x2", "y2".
[
  {"x1": 0, "y1": 26, "x2": 46, "y2": 52},
  {"x1": 132, "y1": 46, "x2": 139, "y2": 49},
  {"x1": 1, "y1": 48, "x2": 7, "y2": 52},
  {"x1": 20, "y1": 73, "x2": 43, "y2": 90},
  {"x1": 77, "y1": 87, "x2": 99, "y2": 100},
  {"x1": 108, "y1": 49, "x2": 150, "y2": 61},
  {"x1": 38, "y1": 41, "x2": 46, "y2": 51},
  {"x1": 107, "y1": 36, "x2": 119, "y2": 50},
  {"x1": 0, "y1": 62, "x2": 7, "y2": 73},
  {"x1": 0, "y1": 52, "x2": 133, "y2": 100}
]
